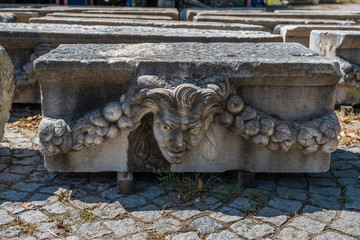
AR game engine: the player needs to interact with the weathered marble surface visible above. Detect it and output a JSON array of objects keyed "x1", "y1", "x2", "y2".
[
  {"x1": 0, "y1": 12, "x2": 16, "y2": 22},
  {"x1": 274, "y1": 24, "x2": 360, "y2": 47},
  {"x1": 0, "y1": 46, "x2": 15, "y2": 140},
  {"x1": 34, "y1": 42, "x2": 341, "y2": 173},
  {"x1": 82, "y1": 9, "x2": 178, "y2": 20},
  {"x1": 310, "y1": 30, "x2": 360, "y2": 104},
  {"x1": 185, "y1": 9, "x2": 265, "y2": 21},
  {"x1": 46, "y1": 12, "x2": 174, "y2": 21},
  {"x1": 29, "y1": 16, "x2": 268, "y2": 31},
  {"x1": 0, "y1": 22, "x2": 280, "y2": 104},
  {"x1": 193, "y1": 16, "x2": 355, "y2": 31}
]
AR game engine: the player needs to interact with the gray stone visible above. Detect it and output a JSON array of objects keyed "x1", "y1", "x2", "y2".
[
  {"x1": 278, "y1": 177, "x2": 307, "y2": 189},
  {"x1": 39, "y1": 186, "x2": 70, "y2": 195},
  {"x1": 35, "y1": 42, "x2": 340, "y2": 174},
  {"x1": 26, "y1": 193, "x2": 57, "y2": 207},
  {"x1": 302, "y1": 205, "x2": 336, "y2": 223},
  {"x1": 4, "y1": 165, "x2": 33, "y2": 174},
  {"x1": 255, "y1": 207, "x2": 290, "y2": 226},
  {"x1": 275, "y1": 227, "x2": 310, "y2": 240},
  {"x1": 171, "y1": 209, "x2": 201, "y2": 220},
  {"x1": 335, "y1": 151, "x2": 359, "y2": 160},
  {"x1": 0, "y1": 172, "x2": 25, "y2": 182},
  {"x1": 314, "y1": 232, "x2": 356, "y2": 240},
  {"x1": 0, "y1": 148, "x2": 11, "y2": 156},
  {"x1": 13, "y1": 149, "x2": 38, "y2": 158},
  {"x1": 350, "y1": 161, "x2": 360, "y2": 168},
  {"x1": 0, "y1": 163, "x2": 6, "y2": 171},
  {"x1": 230, "y1": 219, "x2": 275, "y2": 239},
  {"x1": 308, "y1": 178, "x2": 336, "y2": 186},
  {"x1": 331, "y1": 161, "x2": 353, "y2": 171},
  {"x1": 338, "y1": 177, "x2": 358, "y2": 186},
  {"x1": 193, "y1": 196, "x2": 223, "y2": 211},
  {"x1": 289, "y1": 216, "x2": 326, "y2": 233},
  {"x1": 30, "y1": 16, "x2": 268, "y2": 32},
  {"x1": 0, "y1": 209, "x2": 14, "y2": 225},
  {"x1": 332, "y1": 170, "x2": 359, "y2": 178},
  {"x1": 255, "y1": 179, "x2": 277, "y2": 190},
  {"x1": 190, "y1": 216, "x2": 223, "y2": 234},
  {"x1": 43, "y1": 202, "x2": 74, "y2": 214},
  {"x1": 210, "y1": 207, "x2": 244, "y2": 222},
  {"x1": 277, "y1": 186, "x2": 307, "y2": 200},
  {"x1": 12, "y1": 182, "x2": 42, "y2": 192},
  {"x1": 93, "y1": 202, "x2": 126, "y2": 219},
  {"x1": 206, "y1": 230, "x2": 241, "y2": 240},
  {"x1": 0, "y1": 45, "x2": 15, "y2": 140},
  {"x1": 101, "y1": 188, "x2": 124, "y2": 200},
  {"x1": 0, "y1": 226, "x2": 21, "y2": 238},
  {"x1": 35, "y1": 222, "x2": 59, "y2": 239},
  {"x1": 131, "y1": 205, "x2": 162, "y2": 222},
  {"x1": 339, "y1": 210, "x2": 360, "y2": 223},
  {"x1": 308, "y1": 172, "x2": 332, "y2": 178},
  {"x1": 138, "y1": 186, "x2": 164, "y2": 200},
  {"x1": 309, "y1": 193, "x2": 341, "y2": 210},
  {"x1": 0, "y1": 190, "x2": 28, "y2": 201},
  {"x1": 75, "y1": 222, "x2": 111, "y2": 238},
  {"x1": 104, "y1": 218, "x2": 142, "y2": 236},
  {"x1": 149, "y1": 218, "x2": 181, "y2": 233},
  {"x1": 229, "y1": 197, "x2": 252, "y2": 210},
  {"x1": 345, "y1": 187, "x2": 360, "y2": 210},
  {"x1": 330, "y1": 219, "x2": 360, "y2": 237},
  {"x1": 13, "y1": 156, "x2": 41, "y2": 165},
  {"x1": 2, "y1": 202, "x2": 26, "y2": 214},
  {"x1": 309, "y1": 185, "x2": 341, "y2": 196},
  {"x1": 172, "y1": 232, "x2": 201, "y2": 240},
  {"x1": 268, "y1": 197, "x2": 302, "y2": 213},
  {"x1": 118, "y1": 195, "x2": 147, "y2": 209},
  {"x1": 19, "y1": 210, "x2": 47, "y2": 223},
  {"x1": 47, "y1": 12, "x2": 174, "y2": 20}
]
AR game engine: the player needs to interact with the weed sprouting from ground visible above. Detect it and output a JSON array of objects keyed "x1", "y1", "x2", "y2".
[
  {"x1": 12, "y1": 219, "x2": 37, "y2": 235},
  {"x1": 79, "y1": 206, "x2": 97, "y2": 223}
]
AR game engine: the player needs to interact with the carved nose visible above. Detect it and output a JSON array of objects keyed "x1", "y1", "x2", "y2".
[{"x1": 171, "y1": 131, "x2": 184, "y2": 149}]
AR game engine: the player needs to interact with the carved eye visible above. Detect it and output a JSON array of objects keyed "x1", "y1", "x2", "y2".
[
  {"x1": 161, "y1": 124, "x2": 171, "y2": 131},
  {"x1": 189, "y1": 128, "x2": 200, "y2": 134}
]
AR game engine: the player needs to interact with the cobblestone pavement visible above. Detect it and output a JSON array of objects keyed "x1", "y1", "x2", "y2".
[{"x1": 0, "y1": 106, "x2": 360, "y2": 240}]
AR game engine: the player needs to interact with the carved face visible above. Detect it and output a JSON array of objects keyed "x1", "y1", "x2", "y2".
[{"x1": 153, "y1": 109, "x2": 210, "y2": 164}]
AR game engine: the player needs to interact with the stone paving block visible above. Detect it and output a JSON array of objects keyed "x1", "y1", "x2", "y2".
[
  {"x1": 118, "y1": 195, "x2": 147, "y2": 209},
  {"x1": 332, "y1": 170, "x2": 359, "y2": 178},
  {"x1": 302, "y1": 205, "x2": 336, "y2": 223},
  {"x1": 149, "y1": 218, "x2": 181, "y2": 233},
  {"x1": 338, "y1": 177, "x2": 358, "y2": 186},
  {"x1": 104, "y1": 218, "x2": 143, "y2": 236},
  {"x1": 131, "y1": 205, "x2": 162, "y2": 222},
  {"x1": 79, "y1": 195, "x2": 108, "y2": 204},
  {"x1": 138, "y1": 186, "x2": 164, "y2": 200},
  {"x1": 193, "y1": 196, "x2": 223, "y2": 211},
  {"x1": 19, "y1": 210, "x2": 47, "y2": 223},
  {"x1": 100, "y1": 187, "x2": 124, "y2": 200},
  {"x1": 309, "y1": 185, "x2": 341, "y2": 196},
  {"x1": 268, "y1": 197, "x2": 302, "y2": 213},
  {"x1": 345, "y1": 187, "x2": 360, "y2": 210},
  {"x1": 307, "y1": 172, "x2": 332, "y2": 178},
  {"x1": 0, "y1": 163, "x2": 7, "y2": 171},
  {"x1": 74, "y1": 222, "x2": 112, "y2": 238},
  {"x1": 92, "y1": 202, "x2": 126, "y2": 219},
  {"x1": 3, "y1": 165, "x2": 33, "y2": 174},
  {"x1": 339, "y1": 210, "x2": 360, "y2": 223},
  {"x1": 190, "y1": 216, "x2": 223, "y2": 234},
  {"x1": 331, "y1": 161, "x2": 353, "y2": 171},
  {"x1": 278, "y1": 177, "x2": 307, "y2": 189},
  {"x1": 0, "y1": 209, "x2": 14, "y2": 225},
  {"x1": 212, "y1": 207, "x2": 244, "y2": 221},
  {"x1": 26, "y1": 193, "x2": 57, "y2": 207},
  {"x1": 228, "y1": 197, "x2": 252, "y2": 210},
  {"x1": 172, "y1": 232, "x2": 201, "y2": 240},
  {"x1": 1, "y1": 190, "x2": 28, "y2": 201},
  {"x1": 0, "y1": 226, "x2": 21, "y2": 238},
  {"x1": 0, "y1": 148, "x2": 11, "y2": 156},
  {"x1": 206, "y1": 230, "x2": 241, "y2": 240},
  {"x1": 43, "y1": 202, "x2": 75, "y2": 214},
  {"x1": 230, "y1": 219, "x2": 275, "y2": 239},
  {"x1": 1, "y1": 202, "x2": 26, "y2": 214},
  {"x1": 39, "y1": 186, "x2": 70, "y2": 195},
  {"x1": 12, "y1": 156, "x2": 41, "y2": 165},
  {"x1": 0, "y1": 172, "x2": 25, "y2": 182},
  {"x1": 309, "y1": 193, "x2": 341, "y2": 210},
  {"x1": 12, "y1": 182, "x2": 43, "y2": 192},
  {"x1": 171, "y1": 209, "x2": 201, "y2": 221},
  {"x1": 152, "y1": 192, "x2": 180, "y2": 209},
  {"x1": 334, "y1": 151, "x2": 360, "y2": 160},
  {"x1": 308, "y1": 178, "x2": 336, "y2": 186},
  {"x1": 277, "y1": 186, "x2": 307, "y2": 200},
  {"x1": 13, "y1": 149, "x2": 38, "y2": 158},
  {"x1": 289, "y1": 216, "x2": 326, "y2": 233},
  {"x1": 275, "y1": 227, "x2": 310, "y2": 240},
  {"x1": 35, "y1": 222, "x2": 60, "y2": 239},
  {"x1": 314, "y1": 232, "x2": 357, "y2": 240},
  {"x1": 255, "y1": 179, "x2": 277, "y2": 190},
  {"x1": 255, "y1": 207, "x2": 290, "y2": 226},
  {"x1": 329, "y1": 218, "x2": 360, "y2": 237},
  {"x1": 349, "y1": 160, "x2": 360, "y2": 168}
]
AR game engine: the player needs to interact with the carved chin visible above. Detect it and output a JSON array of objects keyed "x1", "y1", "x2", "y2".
[{"x1": 162, "y1": 148, "x2": 187, "y2": 164}]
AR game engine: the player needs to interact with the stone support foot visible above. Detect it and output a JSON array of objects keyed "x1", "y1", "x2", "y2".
[{"x1": 117, "y1": 172, "x2": 134, "y2": 195}]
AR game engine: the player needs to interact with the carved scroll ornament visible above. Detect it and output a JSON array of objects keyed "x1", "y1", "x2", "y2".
[{"x1": 39, "y1": 74, "x2": 340, "y2": 164}]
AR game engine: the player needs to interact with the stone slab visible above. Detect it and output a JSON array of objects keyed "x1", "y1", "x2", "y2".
[
  {"x1": 274, "y1": 24, "x2": 360, "y2": 47},
  {"x1": 29, "y1": 17, "x2": 268, "y2": 32},
  {"x1": 0, "y1": 22, "x2": 280, "y2": 104},
  {"x1": 310, "y1": 30, "x2": 360, "y2": 104},
  {"x1": 82, "y1": 9, "x2": 178, "y2": 20},
  {"x1": 193, "y1": 16, "x2": 355, "y2": 31},
  {"x1": 0, "y1": 12, "x2": 16, "y2": 22},
  {"x1": 0, "y1": 46, "x2": 15, "y2": 140},
  {"x1": 185, "y1": 9, "x2": 266, "y2": 21},
  {"x1": 47, "y1": 12, "x2": 174, "y2": 21},
  {"x1": 34, "y1": 42, "x2": 340, "y2": 173}
]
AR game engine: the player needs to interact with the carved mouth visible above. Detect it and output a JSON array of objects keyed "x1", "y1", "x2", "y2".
[{"x1": 166, "y1": 147, "x2": 187, "y2": 158}]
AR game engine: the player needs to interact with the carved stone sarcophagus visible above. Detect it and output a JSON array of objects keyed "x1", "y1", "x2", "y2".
[{"x1": 35, "y1": 42, "x2": 341, "y2": 174}]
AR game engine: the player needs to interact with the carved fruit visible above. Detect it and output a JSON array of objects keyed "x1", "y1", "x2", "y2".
[
  {"x1": 226, "y1": 94, "x2": 244, "y2": 115},
  {"x1": 103, "y1": 101, "x2": 123, "y2": 122},
  {"x1": 215, "y1": 111, "x2": 233, "y2": 127},
  {"x1": 117, "y1": 116, "x2": 135, "y2": 129},
  {"x1": 90, "y1": 111, "x2": 109, "y2": 127},
  {"x1": 244, "y1": 118, "x2": 260, "y2": 136},
  {"x1": 298, "y1": 129, "x2": 315, "y2": 147},
  {"x1": 231, "y1": 115, "x2": 245, "y2": 135},
  {"x1": 259, "y1": 117, "x2": 275, "y2": 136},
  {"x1": 303, "y1": 142, "x2": 319, "y2": 154},
  {"x1": 320, "y1": 120, "x2": 341, "y2": 139},
  {"x1": 93, "y1": 134, "x2": 104, "y2": 145},
  {"x1": 321, "y1": 138, "x2": 339, "y2": 153},
  {"x1": 252, "y1": 134, "x2": 269, "y2": 146},
  {"x1": 271, "y1": 122, "x2": 292, "y2": 143},
  {"x1": 239, "y1": 106, "x2": 257, "y2": 121},
  {"x1": 267, "y1": 141, "x2": 280, "y2": 151},
  {"x1": 107, "y1": 124, "x2": 120, "y2": 139},
  {"x1": 52, "y1": 137, "x2": 63, "y2": 146},
  {"x1": 96, "y1": 126, "x2": 108, "y2": 137},
  {"x1": 54, "y1": 119, "x2": 67, "y2": 137}
]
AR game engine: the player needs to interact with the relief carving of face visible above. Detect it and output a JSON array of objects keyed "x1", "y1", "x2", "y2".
[{"x1": 153, "y1": 109, "x2": 210, "y2": 164}]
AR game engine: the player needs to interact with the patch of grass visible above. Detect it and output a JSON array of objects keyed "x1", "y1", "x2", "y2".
[
  {"x1": 56, "y1": 220, "x2": 71, "y2": 235},
  {"x1": 146, "y1": 232, "x2": 167, "y2": 240},
  {"x1": 337, "y1": 196, "x2": 351, "y2": 204},
  {"x1": 57, "y1": 190, "x2": 71, "y2": 203},
  {"x1": 12, "y1": 219, "x2": 37, "y2": 235},
  {"x1": 79, "y1": 206, "x2": 97, "y2": 223},
  {"x1": 45, "y1": 217, "x2": 54, "y2": 222},
  {"x1": 311, "y1": 199, "x2": 321, "y2": 207}
]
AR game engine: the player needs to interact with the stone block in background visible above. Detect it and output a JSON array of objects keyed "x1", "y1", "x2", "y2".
[
  {"x1": 0, "y1": 22, "x2": 281, "y2": 104},
  {"x1": 0, "y1": 46, "x2": 15, "y2": 140},
  {"x1": 0, "y1": 12, "x2": 16, "y2": 22},
  {"x1": 310, "y1": 30, "x2": 360, "y2": 104},
  {"x1": 274, "y1": 24, "x2": 360, "y2": 47},
  {"x1": 35, "y1": 42, "x2": 341, "y2": 174},
  {"x1": 192, "y1": 15, "x2": 355, "y2": 31}
]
